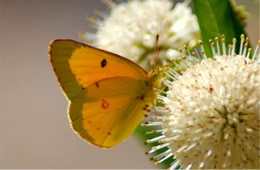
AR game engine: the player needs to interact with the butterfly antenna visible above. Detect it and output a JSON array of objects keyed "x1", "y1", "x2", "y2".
[
  {"x1": 152, "y1": 34, "x2": 161, "y2": 71},
  {"x1": 151, "y1": 35, "x2": 161, "y2": 118}
]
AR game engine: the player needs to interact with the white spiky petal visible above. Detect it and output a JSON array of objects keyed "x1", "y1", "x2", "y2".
[
  {"x1": 84, "y1": 0, "x2": 200, "y2": 70},
  {"x1": 145, "y1": 37, "x2": 260, "y2": 169}
]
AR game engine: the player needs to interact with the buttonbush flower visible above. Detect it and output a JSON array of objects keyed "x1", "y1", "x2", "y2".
[
  {"x1": 83, "y1": 0, "x2": 200, "y2": 70},
  {"x1": 144, "y1": 35, "x2": 260, "y2": 169}
]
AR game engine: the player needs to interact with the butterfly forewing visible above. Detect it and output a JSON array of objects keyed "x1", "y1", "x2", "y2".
[{"x1": 50, "y1": 40, "x2": 149, "y2": 100}]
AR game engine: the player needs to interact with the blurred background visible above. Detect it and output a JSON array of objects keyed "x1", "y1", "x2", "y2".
[{"x1": 0, "y1": 0, "x2": 259, "y2": 168}]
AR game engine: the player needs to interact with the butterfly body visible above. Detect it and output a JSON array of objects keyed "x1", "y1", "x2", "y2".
[{"x1": 49, "y1": 40, "x2": 154, "y2": 148}]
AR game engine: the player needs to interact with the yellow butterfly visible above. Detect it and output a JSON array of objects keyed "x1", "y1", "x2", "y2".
[{"x1": 49, "y1": 39, "x2": 155, "y2": 148}]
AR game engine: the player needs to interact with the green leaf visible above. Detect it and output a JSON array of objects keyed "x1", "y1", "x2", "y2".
[{"x1": 192, "y1": 0, "x2": 248, "y2": 57}]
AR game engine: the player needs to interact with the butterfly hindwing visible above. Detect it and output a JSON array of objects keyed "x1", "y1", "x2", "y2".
[{"x1": 69, "y1": 77, "x2": 153, "y2": 148}]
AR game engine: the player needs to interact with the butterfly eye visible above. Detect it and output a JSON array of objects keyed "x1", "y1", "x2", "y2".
[{"x1": 144, "y1": 80, "x2": 151, "y2": 87}]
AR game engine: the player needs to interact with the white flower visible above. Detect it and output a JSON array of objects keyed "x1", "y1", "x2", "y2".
[
  {"x1": 144, "y1": 35, "x2": 260, "y2": 169},
  {"x1": 83, "y1": 0, "x2": 200, "y2": 70}
]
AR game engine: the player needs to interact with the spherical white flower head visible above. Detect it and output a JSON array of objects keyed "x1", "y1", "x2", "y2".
[
  {"x1": 144, "y1": 36, "x2": 260, "y2": 169},
  {"x1": 84, "y1": 0, "x2": 200, "y2": 70}
]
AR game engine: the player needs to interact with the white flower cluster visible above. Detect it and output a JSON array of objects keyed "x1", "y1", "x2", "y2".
[
  {"x1": 144, "y1": 36, "x2": 260, "y2": 169},
  {"x1": 84, "y1": 0, "x2": 200, "y2": 70}
]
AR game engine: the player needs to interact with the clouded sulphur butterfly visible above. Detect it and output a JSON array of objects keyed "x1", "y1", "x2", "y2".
[{"x1": 49, "y1": 40, "x2": 155, "y2": 148}]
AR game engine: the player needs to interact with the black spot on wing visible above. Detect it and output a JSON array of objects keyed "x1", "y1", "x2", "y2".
[{"x1": 101, "y1": 59, "x2": 107, "y2": 68}]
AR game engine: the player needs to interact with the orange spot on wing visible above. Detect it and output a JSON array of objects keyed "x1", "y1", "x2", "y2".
[{"x1": 101, "y1": 99, "x2": 109, "y2": 109}]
